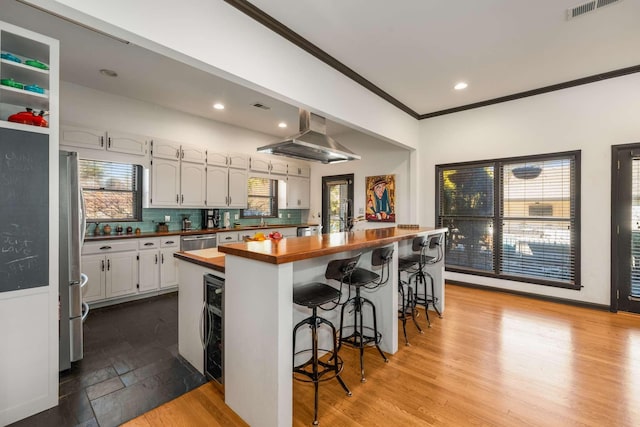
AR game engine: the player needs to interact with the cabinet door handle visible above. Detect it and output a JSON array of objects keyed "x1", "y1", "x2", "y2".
[
  {"x1": 107, "y1": 137, "x2": 111, "y2": 148},
  {"x1": 176, "y1": 194, "x2": 179, "y2": 203},
  {"x1": 99, "y1": 246, "x2": 112, "y2": 250},
  {"x1": 161, "y1": 253, "x2": 165, "y2": 264},
  {"x1": 144, "y1": 242, "x2": 154, "y2": 246},
  {"x1": 181, "y1": 149, "x2": 184, "y2": 159},
  {"x1": 181, "y1": 194, "x2": 184, "y2": 203},
  {"x1": 228, "y1": 196, "x2": 232, "y2": 205},
  {"x1": 107, "y1": 259, "x2": 110, "y2": 271},
  {"x1": 176, "y1": 149, "x2": 180, "y2": 159},
  {"x1": 101, "y1": 260, "x2": 105, "y2": 271},
  {"x1": 155, "y1": 254, "x2": 158, "y2": 264},
  {"x1": 100, "y1": 136, "x2": 104, "y2": 148}
]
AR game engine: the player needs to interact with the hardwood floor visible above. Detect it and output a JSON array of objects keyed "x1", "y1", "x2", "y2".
[{"x1": 125, "y1": 284, "x2": 640, "y2": 426}]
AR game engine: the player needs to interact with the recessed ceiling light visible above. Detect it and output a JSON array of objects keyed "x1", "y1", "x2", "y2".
[
  {"x1": 278, "y1": 122, "x2": 287, "y2": 128},
  {"x1": 213, "y1": 103, "x2": 225, "y2": 110},
  {"x1": 99, "y1": 69, "x2": 118, "y2": 78},
  {"x1": 454, "y1": 82, "x2": 468, "y2": 90}
]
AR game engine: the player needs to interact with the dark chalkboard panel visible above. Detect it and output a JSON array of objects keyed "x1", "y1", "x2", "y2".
[{"x1": 0, "y1": 128, "x2": 49, "y2": 292}]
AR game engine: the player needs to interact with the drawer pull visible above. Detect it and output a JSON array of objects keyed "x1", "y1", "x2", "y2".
[
  {"x1": 165, "y1": 240, "x2": 174, "y2": 244},
  {"x1": 144, "y1": 242, "x2": 154, "y2": 246},
  {"x1": 100, "y1": 246, "x2": 112, "y2": 250}
]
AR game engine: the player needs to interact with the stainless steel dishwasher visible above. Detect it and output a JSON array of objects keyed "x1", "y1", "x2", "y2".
[{"x1": 180, "y1": 234, "x2": 217, "y2": 251}]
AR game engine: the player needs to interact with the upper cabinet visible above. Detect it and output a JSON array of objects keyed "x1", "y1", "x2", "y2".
[
  {"x1": 249, "y1": 155, "x2": 271, "y2": 174},
  {"x1": 60, "y1": 124, "x2": 148, "y2": 157},
  {"x1": 288, "y1": 163, "x2": 310, "y2": 178},
  {"x1": 181, "y1": 144, "x2": 206, "y2": 164},
  {"x1": 270, "y1": 159, "x2": 287, "y2": 176}
]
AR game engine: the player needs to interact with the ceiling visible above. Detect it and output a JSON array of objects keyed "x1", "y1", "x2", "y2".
[{"x1": 3, "y1": 0, "x2": 640, "y2": 135}]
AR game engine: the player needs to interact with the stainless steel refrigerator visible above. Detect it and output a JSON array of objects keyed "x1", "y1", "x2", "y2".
[{"x1": 59, "y1": 150, "x2": 88, "y2": 371}]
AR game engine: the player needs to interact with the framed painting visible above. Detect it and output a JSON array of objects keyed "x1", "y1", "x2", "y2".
[{"x1": 366, "y1": 174, "x2": 396, "y2": 222}]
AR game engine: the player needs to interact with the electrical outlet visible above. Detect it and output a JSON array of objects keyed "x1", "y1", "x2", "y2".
[
  {"x1": 278, "y1": 213, "x2": 282, "y2": 218},
  {"x1": 234, "y1": 214, "x2": 239, "y2": 220},
  {"x1": 287, "y1": 213, "x2": 291, "y2": 218},
  {"x1": 164, "y1": 215, "x2": 170, "y2": 222}
]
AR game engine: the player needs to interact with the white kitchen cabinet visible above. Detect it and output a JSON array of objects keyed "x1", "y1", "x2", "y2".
[
  {"x1": 181, "y1": 143, "x2": 206, "y2": 163},
  {"x1": 60, "y1": 124, "x2": 148, "y2": 156},
  {"x1": 82, "y1": 240, "x2": 139, "y2": 302},
  {"x1": 206, "y1": 165, "x2": 229, "y2": 207},
  {"x1": 217, "y1": 231, "x2": 240, "y2": 244},
  {"x1": 206, "y1": 162, "x2": 248, "y2": 208},
  {"x1": 249, "y1": 156, "x2": 271, "y2": 173},
  {"x1": 160, "y1": 237, "x2": 179, "y2": 289},
  {"x1": 181, "y1": 161, "x2": 206, "y2": 206},
  {"x1": 288, "y1": 163, "x2": 310, "y2": 178},
  {"x1": 270, "y1": 159, "x2": 288, "y2": 176},
  {"x1": 228, "y1": 168, "x2": 248, "y2": 208},
  {"x1": 207, "y1": 151, "x2": 228, "y2": 166},
  {"x1": 81, "y1": 254, "x2": 107, "y2": 303},
  {"x1": 287, "y1": 175, "x2": 310, "y2": 209},
  {"x1": 151, "y1": 138, "x2": 181, "y2": 160},
  {"x1": 228, "y1": 153, "x2": 249, "y2": 169},
  {"x1": 151, "y1": 157, "x2": 180, "y2": 207},
  {"x1": 138, "y1": 238, "x2": 160, "y2": 293}
]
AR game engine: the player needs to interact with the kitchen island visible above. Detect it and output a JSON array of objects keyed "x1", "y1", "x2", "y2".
[{"x1": 175, "y1": 226, "x2": 447, "y2": 427}]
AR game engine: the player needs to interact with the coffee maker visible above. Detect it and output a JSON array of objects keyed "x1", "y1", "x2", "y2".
[{"x1": 203, "y1": 209, "x2": 220, "y2": 229}]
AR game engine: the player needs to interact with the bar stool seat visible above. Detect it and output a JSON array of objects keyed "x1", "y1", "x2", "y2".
[
  {"x1": 335, "y1": 247, "x2": 393, "y2": 382},
  {"x1": 293, "y1": 258, "x2": 356, "y2": 426}
]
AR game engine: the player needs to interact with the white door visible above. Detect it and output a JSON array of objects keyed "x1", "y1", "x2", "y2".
[
  {"x1": 151, "y1": 158, "x2": 180, "y2": 207},
  {"x1": 106, "y1": 251, "x2": 138, "y2": 298},
  {"x1": 160, "y1": 248, "x2": 179, "y2": 288},
  {"x1": 206, "y1": 165, "x2": 229, "y2": 207},
  {"x1": 181, "y1": 162, "x2": 206, "y2": 206},
  {"x1": 228, "y1": 168, "x2": 248, "y2": 208},
  {"x1": 81, "y1": 254, "x2": 106, "y2": 302},
  {"x1": 138, "y1": 250, "x2": 160, "y2": 292}
]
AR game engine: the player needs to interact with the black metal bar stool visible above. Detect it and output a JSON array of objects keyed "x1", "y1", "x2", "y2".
[
  {"x1": 397, "y1": 251, "x2": 423, "y2": 346},
  {"x1": 400, "y1": 234, "x2": 444, "y2": 329},
  {"x1": 293, "y1": 255, "x2": 359, "y2": 425},
  {"x1": 334, "y1": 247, "x2": 393, "y2": 382}
]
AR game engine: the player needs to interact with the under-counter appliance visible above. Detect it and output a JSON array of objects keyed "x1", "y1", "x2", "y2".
[
  {"x1": 202, "y1": 274, "x2": 224, "y2": 385},
  {"x1": 59, "y1": 151, "x2": 89, "y2": 371},
  {"x1": 180, "y1": 234, "x2": 217, "y2": 251},
  {"x1": 203, "y1": 209, "x2": 220, "y2": 229},
  {"x1": 297, "y1": 225, "x2": 322, "y2": 236}
]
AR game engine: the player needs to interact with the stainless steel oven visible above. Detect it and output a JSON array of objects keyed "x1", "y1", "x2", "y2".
[{"x1": 202, "y1": 274, "x2": 224, "y2": 385}]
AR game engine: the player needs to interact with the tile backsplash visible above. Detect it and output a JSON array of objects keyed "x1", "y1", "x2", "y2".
[{"x1": 87, "y1": 208, "x2": 308, "y2": 235}]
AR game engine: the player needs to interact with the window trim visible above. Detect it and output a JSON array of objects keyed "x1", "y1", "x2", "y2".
[{"x1": 435, "y1": 150, "x2": 581, "y2": 290}]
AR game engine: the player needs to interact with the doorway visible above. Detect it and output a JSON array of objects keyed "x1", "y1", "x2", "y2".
[
  {"x1": 612, "y1": 144, "x2": 640, "y2": 313},
  {"x1": 322, "y1": 174, "x2": 354, "y2": 233}
]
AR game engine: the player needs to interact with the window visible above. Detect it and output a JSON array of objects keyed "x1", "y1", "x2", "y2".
[
  {"x1": 241, "y1": 177, "x2": 278, "y2": 218},
  {"x1": 437, "y1": 151, "x2": 580, "y2": 289},
  {"x1": 79, "y1": 159, "x2": 142, "y2": 222}
]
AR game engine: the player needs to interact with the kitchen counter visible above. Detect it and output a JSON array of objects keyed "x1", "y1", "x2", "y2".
[
  {"x1": 84, "y1": 223, "x2": 315, "y2": 241},
  {"x1": 218, "y1": 226, "x2": 445, "y2": 264},
  {"x1": 174, "y1": 247, "x2": 225, "y2": 272}
]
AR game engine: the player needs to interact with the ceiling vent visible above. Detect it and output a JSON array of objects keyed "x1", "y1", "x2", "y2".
[
  {"x1": 567, "y1": 0, "x2": 622, "y2": 20},
  {"x1": 252, "y1": 102, "x2": 271, "y2": 110}
]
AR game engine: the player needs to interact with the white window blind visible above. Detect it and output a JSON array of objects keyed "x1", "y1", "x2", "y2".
[
  {"x1": 242, "y1": 177, "x2": 278, "y2": 218},
  {"x1": 79, "y1": 159, "x2": 142, "y2": 221}
]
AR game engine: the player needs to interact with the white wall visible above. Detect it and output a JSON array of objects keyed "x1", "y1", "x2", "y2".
[
  {"x1": 419, "y1": 73, "x2": 640, "y2": 305},
  {"x1": 30, "y1": 0, "x2": 420, "y2": 150},
  {"x1": 310, "y1": 131, "x2": 413, "y2": 229}
]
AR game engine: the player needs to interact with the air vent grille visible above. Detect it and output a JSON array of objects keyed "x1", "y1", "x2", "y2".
[
  {"x1": 567, "y1": 0, "x2": 622, "y2": 20},
  {"x1": 252, "y1": 102, "x2": 271, "y2": 110}
]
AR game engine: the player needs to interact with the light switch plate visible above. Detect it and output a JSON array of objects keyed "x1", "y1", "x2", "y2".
[
  {"x1": 234, "y1": 214, "x2": 239, "y2": 220},
  {"x1": 164, "y1": 215, "x2": 170, "y2": 222}
]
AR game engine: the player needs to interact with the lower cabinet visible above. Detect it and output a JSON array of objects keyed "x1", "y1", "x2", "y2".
[
  {"x1": 82, "y1": 240, "x2": 139, "y2": 303},
  {"x1": 82, "y1": 237, "x2": 179, "y2": 306}
]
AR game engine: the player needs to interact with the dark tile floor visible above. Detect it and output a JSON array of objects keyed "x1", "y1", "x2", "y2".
[{"x1": 10, "y1": 292, "x2": 206, "y2": 427}]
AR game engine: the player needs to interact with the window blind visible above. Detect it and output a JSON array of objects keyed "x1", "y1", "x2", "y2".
[
  {"x1": 243, "y1": 177, "x2": 278, "y2": 218},
  {"x1": 79, "y1": 159, "x2": 142, "y2": 221}
]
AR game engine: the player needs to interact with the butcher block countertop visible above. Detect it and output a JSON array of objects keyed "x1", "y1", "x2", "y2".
[
  {"x1": 218, "y1": 226, "x2": 448, "y2": 265},
  {"x1": 174, "y1": 247, "x2": 225, "y2": 272}
]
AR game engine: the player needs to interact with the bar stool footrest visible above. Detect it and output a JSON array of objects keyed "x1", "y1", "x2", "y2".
[
  {"x1": 339, "y1": 326, "x2": 383, "y2": 347},
  {"x1": 293, "y1": 349, "x2": 345, "y2": 383}
]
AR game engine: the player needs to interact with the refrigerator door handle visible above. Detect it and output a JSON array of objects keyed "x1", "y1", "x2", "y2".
[
  {"x1": 81, "y1": 302, "x2": 90, "y2": 323},
  {"x1": 80, "y1": 273, "x2": 88, "y2": 289}
]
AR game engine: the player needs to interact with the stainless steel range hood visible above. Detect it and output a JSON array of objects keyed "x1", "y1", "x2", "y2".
[{"x1": 257, "y1": 110, "x2": 361, "y2": 164}]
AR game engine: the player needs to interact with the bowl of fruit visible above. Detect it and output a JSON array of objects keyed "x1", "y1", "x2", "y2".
[{"x1": 244, "y1": 232, "x2": 267, "y2": 242}]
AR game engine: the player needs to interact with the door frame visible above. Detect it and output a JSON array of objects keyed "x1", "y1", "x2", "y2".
[
  {"x1": 611, "y1": 142, "x2": 640, "y2": 313},
  {"x1": 321, "y1": 174, "x2": 354, "y2": 233}
]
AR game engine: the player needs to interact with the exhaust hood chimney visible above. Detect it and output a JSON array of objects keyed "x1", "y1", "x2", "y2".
[{"x1": 257, "y1": 109, "x2": 361, "y2": 164}]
